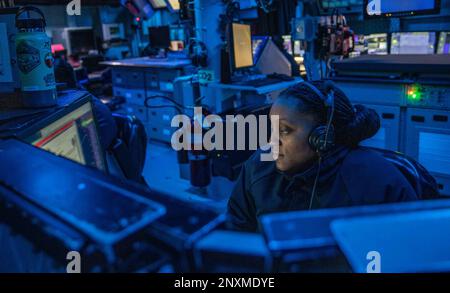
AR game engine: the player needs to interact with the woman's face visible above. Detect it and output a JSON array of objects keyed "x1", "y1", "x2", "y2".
[{"x1": 269, "y1": 97, "x2": 318, "y2": 174}]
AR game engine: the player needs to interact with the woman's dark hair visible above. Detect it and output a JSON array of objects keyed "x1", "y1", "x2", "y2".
[{"x1": 278, "y1": 80, "x2": 380, "y2": 147}]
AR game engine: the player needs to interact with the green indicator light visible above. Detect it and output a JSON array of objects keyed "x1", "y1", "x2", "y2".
[
  {"x1": 407, "y1": 85, "x2": 422, "y2": 101},
  {"x1": 408, "y1": 92, "x2": 421, "y2": 101}
]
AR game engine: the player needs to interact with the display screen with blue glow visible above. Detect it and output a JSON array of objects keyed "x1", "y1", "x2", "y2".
[
  {"x1": 26, "y1": 102, "x2": 106, "y2": 172},
  {"x1": 437, "y1": 32, "x2": 450, "y2": 54},
  {"x1": 390, "y1": 32, "x2": 436, "y2": 55},
  {"x1": 355, "y1": 33, "x2": 388, "y2": 55},
  {"x1": 252, "y1": 36, "x2": 269, "y2": 63},
  {"x1": 282, "y1": 35, "x2": 293, "y2": 55},
  {"x1": 365, "y1": 0, "x2": 439, "y2": 17},
  {"x1": 380, "y1": 0, "x2": 436, "y2": 13}
]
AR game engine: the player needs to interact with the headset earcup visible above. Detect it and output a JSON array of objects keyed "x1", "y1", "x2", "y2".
[
  {"x1": 188, "y1": 41, "x2": 208, "y2": 67},
  {"x1": 309, "y1": 125, "x2": 335, "y2": 153},
  {"x1": 308, "y1": 126, "x2": 323, "y2": 152}
]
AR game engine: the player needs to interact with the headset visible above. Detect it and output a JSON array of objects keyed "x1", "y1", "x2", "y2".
[
  {"x1": 298, "y1": 81, "x2": 336, "y2": 210},
  {"x1": 301, "y1": 81, "x2": 336, "y2": 154},
  {"x1": 188, "y1": 40, "x2": 208, "y2": 68}
]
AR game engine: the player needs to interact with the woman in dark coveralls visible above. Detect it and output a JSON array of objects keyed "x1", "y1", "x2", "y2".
[{"x1": 227, "y1": 81, "x2": 418, "y2": 232}]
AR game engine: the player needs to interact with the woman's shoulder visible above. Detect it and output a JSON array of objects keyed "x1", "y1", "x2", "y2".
[
  {"x1": 342, "y1": 146, "x2": 399, "y2": 172},
  {"x1": 342, "y1": 146, "x2": 420, "y2": 204},
  {"x1": 341, "y1": 147, "x2": 406, "y2": 182}
]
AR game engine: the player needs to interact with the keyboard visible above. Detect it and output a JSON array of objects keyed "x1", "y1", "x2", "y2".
[{"x1": 234, "y1": 75, "x2": 295, "y2": 87}]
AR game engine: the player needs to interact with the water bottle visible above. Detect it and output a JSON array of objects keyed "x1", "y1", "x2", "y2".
[{"x1": 15, "y1": 6, "x2": 57, "y2": 107}]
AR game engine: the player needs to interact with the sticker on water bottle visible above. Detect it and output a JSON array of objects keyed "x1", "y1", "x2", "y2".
[
  {"x1": 17, "y1": 38, "x2": 56, "y2": 92},
  {"x1": 17, "y1": 41, "x2": 41, "y2": 74}
]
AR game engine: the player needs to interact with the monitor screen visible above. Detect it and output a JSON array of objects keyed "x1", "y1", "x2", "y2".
[
  {"x1": 390, "y1": 32, "x2": 436, "y2": 55},
  {"x1": 365, "y1": 0, "x2": 439, "y2": 17},
  {"x1": 293, "y1": 40, "x2": 303, "y2": 56},
  {"x1": 68, "y1": 28, "x2": 96, "y2": 55},
  {"x1": 110, "y1": 26, "x2": 120, "y2": 35},
  {"x1": 149, "y1": 0, "x2": 167, "y2": 9},
  {"x1": 102, "y1": 23, "x2": 125, "y2": 41},
  {"x1": 232, "y1": 23, "x2": 253, "y2": 69},
  {"x1": 437, "y1": 32, "x2": 450, "y2": 54},
  {"x1": 26, "y1": 101, "x2": 106, "y2": 171},
  {"x1": 282, "y1": 35, "x2": 293, "y2": 55},
  {"x1": 166, "y1": 0, "x2": 180, "y2": 11},
  {"x1": 252, "y1": 36, "x2": 269, "y2": 63},
  {"x1": 149, "y1": 26, "x2": 171, "y2": 49},
  {"x1": 366, "y1": 33, "x2": 388, "y2": 55},
  {"x1": 352, "y1": 34, "x2": 367, "y2": 56},
  {"x1": 351, "y1": 34, "x2": 388, "y2": 57}
]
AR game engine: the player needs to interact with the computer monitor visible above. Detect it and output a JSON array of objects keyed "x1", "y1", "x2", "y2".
[
  {"x1": 390, "y1": 32, "x2": 436, "y2": 55},
  {"x1": 255, "y1": 38, "x2": 292, "y2": 77},
  {"x1": 149, "y1": 0, "x2": 167, "y2": 9},
  {"x1": 365, "y1": 0, "x2": 440, "y2": 17},
  {"x1": 24, "y1": 99, "x2": 106, "y2": 172},
  {"x1": 148, "y1": 26, "x2": 171, "y2": 49},
  {"x1": 366, "y1": 33, "x2": 388, "y2": 55},
  {"x1": 230, "y1": 23, "x2": 253, "y2": 70},
  {"x1": 350, "y1": 34, "x2": 388, "y2": 57},
  {"x1": 252, "y1": 36, "x2": 269, "y2": 63},
  {"x1": 282, "y1": 35, "x2": 293, "y2": 55},
  {"x1": 102, "y1": 23, "x2": 125, "y2": 41},
  {"x1": 437, "y1": 32, "x2": 450, "y2": 54},
  {"x1": 66, "y1": 27, "x2": 97, "y2": 55},
  {"x1": 293, "y1": 40, "x2": 302, "y2": 56},
  {"x1": 351, "y1": 34, "x2": 366, "y2": 57},
  {"x1": 166, "y1": 0, "x2": 180, "y2": 12}
]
